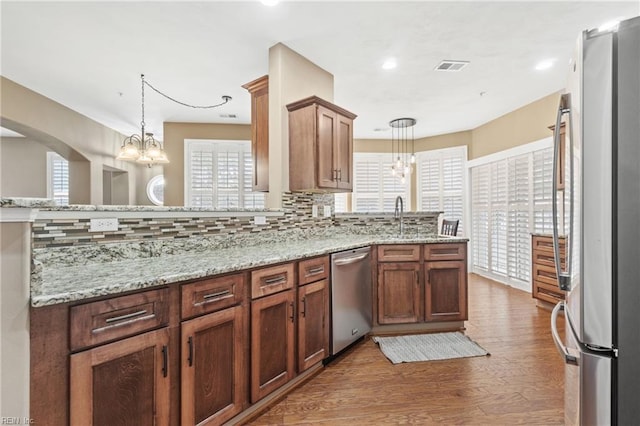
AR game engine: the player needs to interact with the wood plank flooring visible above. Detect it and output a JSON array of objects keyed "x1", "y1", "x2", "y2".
[{"x1": 247, "y1": 274, "x2": 565, "y2": 425}]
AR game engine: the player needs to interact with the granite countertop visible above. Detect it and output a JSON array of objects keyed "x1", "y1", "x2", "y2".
[{"x1": 32, "y1": 234, "x2": 467, "y2": 307}]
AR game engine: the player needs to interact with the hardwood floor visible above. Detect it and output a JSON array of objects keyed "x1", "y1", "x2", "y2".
[{"x1": 247, "y1": 274, "x2": 565, "y2": 425}]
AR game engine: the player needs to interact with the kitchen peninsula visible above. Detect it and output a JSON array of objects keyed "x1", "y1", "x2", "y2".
[{"x1": 2, "y1": 196, "x2": 467, "y2": 425}]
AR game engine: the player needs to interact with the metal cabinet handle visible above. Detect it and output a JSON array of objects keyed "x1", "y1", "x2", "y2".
[
  {"x1": 552, "y1": 93, "x2": 573, "y2": 291},
  {"x1": 337, "y1": 169, "x2": 342, "y2": 181},
  {"x1": 307, "y1": 266, "x2": 325, "y2": 275},
  {"x1": 187, "y1": 336, "x2": 193, "y2": 367},
  {"x1": 202, "y1": 289, "x2": 231, "y2": 300},
  {"x1": 161, "y1": 345, "x2": 168, "y2": 378},
  {"x1": 289, "y1": 302, "x2": 295, "y2": 322},
  {"x1": 264, "y1": 275, "x2": 286, "y2": 285},
  {"x1": 105, "y1": 309, "x2": 148, "y2": 324},
  {"x1": 301, "y1": 297, "x2": 306, "y2": 318},
  {"x1": 551, "y1": 302, "x2": 578, "y2": 365}
]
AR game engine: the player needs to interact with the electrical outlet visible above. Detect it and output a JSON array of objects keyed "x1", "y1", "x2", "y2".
[
  {"x1": 323, "y1": 206, "x2": 332, "y2": 217},
  {"x1": 254, "y1": 215, "x2": 267, "y2": 225},
  {"x1": 312, "y1": 205, "x2": 318, "y2": 218},
  {"x1": 90, "y1": 218, "x2": 119, "y2": 232}
]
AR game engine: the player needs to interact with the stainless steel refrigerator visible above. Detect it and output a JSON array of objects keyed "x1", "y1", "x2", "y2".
[{"x1": 550, "y1": 16, "x2": 640, "y2": 425}]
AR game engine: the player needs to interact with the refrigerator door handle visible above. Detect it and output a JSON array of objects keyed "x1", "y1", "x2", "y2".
[
  {"x1": 551, "y1": 302, "x2": 578, "y2": 365},
  {"x1": 552, "y1": 94, "x2": 573, "y2": 291}
]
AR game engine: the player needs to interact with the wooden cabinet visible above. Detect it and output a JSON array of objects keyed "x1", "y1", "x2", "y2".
[
  {"x1": 250, "y1": 263, "x2": 296, "y2": 402},
  {"x1": 287, "y1": 96, "x2": 357, "y2": 192},
  {"x1": 69, "y1": 288, "x2": 171, "y2": 426},
  {"x1": 242, "y1": 75, "x2": 269, "y2": 191},
  {"x1": 531, "y1": 234, "x2": 566, "y2": 305},
  {"x1": 424, "y1": 260, "x2": 467, "y2": 321},
  {"x1": 180, "y1": 273, "x2": 247, "y2": 425},
  {"x1": 250, "y1": 288, "x2": 295, "y2": 402},
  {"x1": 376, "y1": 243, "x2": 468, "y2": 325},
  {"x1": 377, "y1": 262, "x2": 421, "y2": 324},
  {"x1": 297, "y1": 256, "x2": 330, "y2": 372}
]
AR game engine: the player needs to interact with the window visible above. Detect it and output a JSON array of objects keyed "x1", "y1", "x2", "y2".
[
  {"x1": 184, "y1": 140, "x2": 265, "y2": 208},
  {"x1": 416, "y1": 146, "x2": 466, "y2": 235},
  {"x1": 469, "y1": 140, "x2": 554, "y2": 289},
  {"x1": 347, "y1": 153, "x2": 410, "y2": 212},
  {"x1": 47, "y1": 152, "x2": 69, "y2": 205}
]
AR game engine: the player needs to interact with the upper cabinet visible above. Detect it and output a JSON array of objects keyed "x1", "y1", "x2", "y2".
[
  {"x1": 242, "y1": 75, "x2": 269, "y2": 192},
  {"x1": 287, "y1": 96, "x2": 357, "y2": 192}
]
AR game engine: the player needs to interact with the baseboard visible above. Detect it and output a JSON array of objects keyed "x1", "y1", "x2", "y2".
[{"x1": 371, "y1": 321, "x2": 465, "y2": 336}]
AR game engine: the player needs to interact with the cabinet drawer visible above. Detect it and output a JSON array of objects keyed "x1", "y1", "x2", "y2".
[
  {"x1": 533, "y1": 280, "x2": 565, "y2": 303},
  {"x1": 181, "y1": 273, "x2": 246, "y2": 319},
  {"x1": 532, "y1": 263, "x2": 562, "y2": 287},
  {"x1": 70, "y1": 288, "x2": 169, "y2": 351},
  {"x1": 424, "y1": 243, "x2": 466, "y2": 261},
  {"x1": 251, "y1": 263, "x2": 295, "y2": 298},
  {"x1": 377, "y1": 245, "x2": 420, "y2": 262},
  {"x1": 532, "y1": 235, "x2": 565, "y2": 254},
  {"x1": 298, "y1": 255, "x2": 329, "y2": 285},
  {"x1": 532, "y1": 248, "x2": 566, "y2": 269}
]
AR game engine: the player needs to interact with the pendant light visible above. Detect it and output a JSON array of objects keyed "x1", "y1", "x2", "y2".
[{"x1": 389, "y1": 118, "x2": 416, "y2": 184}]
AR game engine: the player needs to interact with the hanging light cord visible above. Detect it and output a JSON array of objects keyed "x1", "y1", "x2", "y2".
[{"x1": 141, "y1": 74, "x2": 232, "y2": 109}]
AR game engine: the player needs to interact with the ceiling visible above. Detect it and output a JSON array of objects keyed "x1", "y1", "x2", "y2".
[{"x1": 1, "y1": 1, "x2": 638, "y2": 141}]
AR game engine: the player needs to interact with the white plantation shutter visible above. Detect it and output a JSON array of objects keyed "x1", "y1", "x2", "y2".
[
  {"x1": 47, "y1": 152, "x2": 69, "y2": 205},
  {"x1": 417, "y1": 147, "x2": 466, "y2": 235},
  {"x1": 185, "y1": 140, "x2": 265, "y2": 208},
  {"x1": 470, "y1": 145, "x2": 554, "y2": 286},
  {"x1": 351, "y1": 153, "x2": 409, "y2": 212}
]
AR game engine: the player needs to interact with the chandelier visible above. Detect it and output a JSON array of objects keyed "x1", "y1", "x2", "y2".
[
  {"x1": 117, "y1": 74, "x2": 169, "y2": 165},
  {"x1": 390, "y1": 118, "x2": 416, "y2": 184},
  {"x1": 117, "y1": 74, "x2": 232, "y2": 166}
]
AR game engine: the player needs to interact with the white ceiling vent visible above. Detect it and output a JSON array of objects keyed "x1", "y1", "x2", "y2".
[
  {"x1": 219, "y1": 113, "x2": 237, "y2": 118},
  {"x1": 434, "y1": 60, "x2": 469, "y2": 72}
]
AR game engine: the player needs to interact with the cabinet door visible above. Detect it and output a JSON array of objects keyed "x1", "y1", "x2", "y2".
[
  {"x1": 316, "y1": 105, "x2": 337, "y2": 189},
  {"x1": 70, "y1": 328, "x2": 170, "y2": 426},
  {"x1": 298, "y1": 279, "x2": 329, "y2": 372},
  {"x1": 181, "y1": 305, "x2": 245, "y2": 425},
  {"x1": 251, "y1": 290, "x2": 295, "y2": 402},
  {"x1": 335, "y1": 114, "x2": 353, "y2": 190},
  {"x1": 424, "y1": 260, "x2": 467, "y2": 321},
  {"x1": 243, "y1": 75, "x2": 269, "y2": 191},
  {"x1": 377, "y1": 263, "x2": 421, "y2": 324}
]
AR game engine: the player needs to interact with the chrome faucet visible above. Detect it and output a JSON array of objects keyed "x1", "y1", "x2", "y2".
[{"x1": 394, "y1": 196, "x2": 404, "y2": 236}]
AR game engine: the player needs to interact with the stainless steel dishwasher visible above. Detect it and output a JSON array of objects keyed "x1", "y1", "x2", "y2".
[{"x1": 330, "y1": 246, "x2": 372, "y2": 355}]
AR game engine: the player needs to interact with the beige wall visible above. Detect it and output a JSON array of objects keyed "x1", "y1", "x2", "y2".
[
  {"x1": 268, "y1": 43, "x2": 334, "y2": 208},
  {"x1": 470, "y1": 92, "x2": 560, "y2": 159},
  {"x1": 163, "y1": 122, "x2": 251, "y2": 206},
  {"x1": 0, "y1": 76, "x2": 146, "y2": 205},
  {"x1": 0, "y1": 137, "x2": 49, "y2": 198}
]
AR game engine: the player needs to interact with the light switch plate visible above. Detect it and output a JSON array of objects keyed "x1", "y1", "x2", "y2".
[
  {"x1": 312, "y1": 205, "x2": 318, "y2": 218},
  {"x1": 90, "y1": 218, "x2": 119, "y2": 232},
  {"x1": 323, "y1": 206, "x2": 332, "y2": 217},
  {"x1": 254, "y1": 215, "x2": 267, "y2": 225}
]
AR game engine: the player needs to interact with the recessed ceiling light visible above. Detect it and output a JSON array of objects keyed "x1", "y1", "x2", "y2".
[
  {"x1": 382, "y1": 58, "x2": 397, "y2": 70},
  {"x1": 260, "y1": 0, "x2": 279, "y2": 6},
  {"x1": 535, "y1": 59, "x2": 555, "y2": 71},
  {"x1": 598, "y1": 19, "x2": 621, "y2": 32}
]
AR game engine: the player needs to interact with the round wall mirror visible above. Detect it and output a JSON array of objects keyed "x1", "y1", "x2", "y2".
[{"x1": 146, "y1": 175, "x2": 164, "y2": 206}]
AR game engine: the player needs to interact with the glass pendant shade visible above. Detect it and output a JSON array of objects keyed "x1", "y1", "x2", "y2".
[{"x1": 389, "y1": 118, "x2": 416, "y2": 183}]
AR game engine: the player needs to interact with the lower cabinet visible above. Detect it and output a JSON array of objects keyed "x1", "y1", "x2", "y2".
[
  {"x1": 377, "y1": 262, "x2": 421, "y2": 324},
  {"x1": 250, "y1": 288, "x2": 296, "y2": 402},
  {"x1": 424, "y1": 260, "x2": 467, "y2": 321},
  {"x1": 69, "y1": 328, "x2": 171, "y2": 426},
  {"x1": 181, "y1": 305, "x2": 245, "y2": 425},
  {"x1": 297, "y1": 278, "x2": 330, "y2": 372}
]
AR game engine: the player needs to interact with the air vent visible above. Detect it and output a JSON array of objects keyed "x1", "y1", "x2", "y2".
[
  {"x1": 434, "y1": 60, "x2": 469, "y2": 72},
  {"x1": 219, "y1": 113, "x2": 237, "y2": 118}
]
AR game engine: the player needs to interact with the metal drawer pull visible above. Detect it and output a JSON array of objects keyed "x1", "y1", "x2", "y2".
[
  {"x1": 334, "y1": 253, "x2": 369, "y2": 266},
  {"x1": 551, "y1": 302, "x2": 578, "y2": 365},
  {"x1": 202, "y1": 289, "x2": 231, "y2": 300},
  {"x1": 105, "y1": 309, "x2": 148, "y2": 324},
  {"x1": 264, "y1": 275, "x2": 286, "y2": 285},
  {"x1": 307, "y1": 266, "x2": 325, "y2": 275}
]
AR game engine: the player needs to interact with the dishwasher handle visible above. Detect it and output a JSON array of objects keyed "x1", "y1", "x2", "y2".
[{"x1": 333, "y1": 252, "x2": 369, "y2": 266}]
